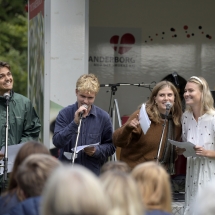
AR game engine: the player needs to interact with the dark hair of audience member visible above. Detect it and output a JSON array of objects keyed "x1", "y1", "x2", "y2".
[
  {"x1": 16, "y1": 153, "x2": 61, "y2": 198},
  {"x1": 7, "y1": 141, "x2": 50, "y2": 200}
]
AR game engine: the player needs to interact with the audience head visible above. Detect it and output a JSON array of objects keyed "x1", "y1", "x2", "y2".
[
  {"x1": 146, "y1": 80, "x2": 182, "y2": 126},
  {"x1": 101, "y1": 161, "x2": 131, "y2": 174},
  {"x1": 8, "y1": 141, "x2": 50, "y2": 192},
  {"x1": 192, "y1": 181, "x2": 215, "y2": 215},
  {"x1": 100, "y1": 170, "x2": 144, "y2": 215},
  {"x1": 185, "y1": 76, "x2": 215, "y2": 114},
  {"x1": 41, "y1": 164, "x2": 108, "y2": 215},
  {"x1": 16, "y1": 154, "x2": 61, "y2": 199},
  {"x1": 131, "y1": 161, "x2": 172, "y2": 213}
]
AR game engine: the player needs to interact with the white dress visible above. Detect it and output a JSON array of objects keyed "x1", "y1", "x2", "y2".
[{"x1": 182, "y1": 111, "x2": 215, "y2": 215}]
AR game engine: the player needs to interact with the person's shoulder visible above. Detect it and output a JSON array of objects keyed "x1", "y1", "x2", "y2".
[
  {"x1": 206, "y1": 110, "x2": 215, "y2": 116},
  {"x1": 59, "y1": 103, "x2": 76, "y2": 113},
  {"x1": 21, "y1": 196, "x2": 41, "y2": 207},
  {"x1": 181, "y1": 111, "x2": 190, "y2": 123},
  {"x1": 202, "y1": 111, "x2": 215, "y2": 122},
  {"x1": 22, "y1": 195, "x2": 41, "y2": 203},
  {"x1": 182, "y1": 110, "x2": 189, "y2": 115},
  {"x1": 56, "y1": 104, "x2": 76, "y2": 120},
  {"x1": 7, "y1": 196, "x2": 41, "y2": 215},
  {"x1": 182, "y1": 110, "x2": 191, "y2": 118},
  {"x1": 0, "y1": 192, "x2": 19, "y2": 214},
  {"x1": 12, "y1": 92, "x2": 31, "y2": 103},
  {"x1": 93, "y1": 105, "x2": 109, "y2": 117},
  {"x1": 145, "y1": 210, "x2": 172, "y2": 215}
]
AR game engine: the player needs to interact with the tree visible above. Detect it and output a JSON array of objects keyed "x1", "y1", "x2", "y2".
[{"x1": 0, "y1": 0, "x2": 28, "y2": 96}]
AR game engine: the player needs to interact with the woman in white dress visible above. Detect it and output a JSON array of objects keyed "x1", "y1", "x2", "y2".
[{"x1": 178, "y1": 76, "x2": 215, "y2": 215}]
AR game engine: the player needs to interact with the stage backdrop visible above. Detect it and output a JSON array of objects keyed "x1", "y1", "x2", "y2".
[
  {"x1": 28, "y1": 0, "x2": 215, "y2": 148},
  {"x1": 89, "y1": 0, "x2": 215, "y2": 129}
]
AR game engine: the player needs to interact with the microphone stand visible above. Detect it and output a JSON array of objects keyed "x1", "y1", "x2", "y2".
[
  {"x1": 71, "y1": 115, "x2": 83, "y2": 165},
  {"x1": 1, "y1": 98, "x2": 9, "y2": 191},
  {"x1": 156, "y1": 107, "x2": 170, "y2": 164},
  {"x1": 100, "y1": 82, "x2": 156, "y2": 125},
  {"x1": 100, "y1": 82, "x2": 156, "y2": 91},
  {"x1": 100, "y1": 84, "x2": 122, "y2": 161}
]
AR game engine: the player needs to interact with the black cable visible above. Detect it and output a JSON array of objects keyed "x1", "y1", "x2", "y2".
[{"x1": 108, "y1": 92, "x2": 113, "y2": 115}]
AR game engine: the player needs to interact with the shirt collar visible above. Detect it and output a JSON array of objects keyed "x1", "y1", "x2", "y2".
[{"x1": 89, "y1": 104, "x2": 97, "y2": 116}]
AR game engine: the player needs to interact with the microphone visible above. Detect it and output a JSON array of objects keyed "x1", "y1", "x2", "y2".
[
  {"x1": 165, "y1": 102, "x2": 172, "y2": 111},
  {"x1": 172, "y1": 72, "x2": 179, "y2": 87},
  {"x1": 79, "y1": 104, "x2": 88, "y2": 118},
  {"x1": 3, "y1": 93, "x2": 10, "y2": 100}
]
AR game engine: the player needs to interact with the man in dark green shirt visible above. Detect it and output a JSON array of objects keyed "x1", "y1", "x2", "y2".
[{"x1": 0, "y1": 61, "x2": 41, "y2": 150}]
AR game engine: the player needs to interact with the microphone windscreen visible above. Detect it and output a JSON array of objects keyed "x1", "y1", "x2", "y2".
[
  {"x1": 83, "y1": 104, "x2": 88, "y2": 110},
  {"x1": 172, "y1": 72, "x2": 179, "y2": 87},
  {"x1": 165, "y1": 102, "x2": 172, "y2": 110},
  {"x1": 3, "y1": 93, "x2": 10, "y2": 100},
  {"x1": 79, "y1": 104, "x2": 88, "y2": 117}
]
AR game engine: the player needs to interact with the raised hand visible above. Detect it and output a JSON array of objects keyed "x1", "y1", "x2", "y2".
[{"x1": 128, "y1": 114, "x2": 140, "y2": 129}]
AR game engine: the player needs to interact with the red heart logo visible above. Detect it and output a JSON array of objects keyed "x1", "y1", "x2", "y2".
[{"x1": 110, "y1": 33, "x2": 135, "y2": 55}]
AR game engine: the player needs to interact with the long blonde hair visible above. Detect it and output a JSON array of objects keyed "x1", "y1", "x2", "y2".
[
  {"x1": 100, "y1": 171, "x2": 144, "y2": 215},
  {"x1": 131, "y1": 162, "x2": 172, "y2": 213},
  {"x1": 146, "y1": 81, "x2": 182, "y2": 126},
  {"x1": 185, "y1": 76, "x2": 215, "y2": 115}
]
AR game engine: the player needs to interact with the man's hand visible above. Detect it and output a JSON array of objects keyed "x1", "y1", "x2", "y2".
[
  {"x1": 74, "y1": 105, "x2": 88, "y2": 124},
  {"x1": 84, "y1": 146, "x2": 96, "y2": 156}
]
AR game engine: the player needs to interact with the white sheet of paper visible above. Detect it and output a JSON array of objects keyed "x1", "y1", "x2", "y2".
[
  {"x1": 71, "y1": 142, "x2": 100, "y2": 153},
  {"x1": 0, "y1": 143, "x2": 24, "y2": 175},
  {"x1": 139, "y1": 103, "x2": 151, "y2": 134},
  {"x1": 63, "y1": 152, "x2": 77, "y2": 160},
  {"x1": 168, "y1": 139, "x2": 199, "y2": 157}
]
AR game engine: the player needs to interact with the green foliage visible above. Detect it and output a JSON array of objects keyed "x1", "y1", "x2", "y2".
[{"x1": 0, "y1": 0, "x2": 28, "y2": 96}]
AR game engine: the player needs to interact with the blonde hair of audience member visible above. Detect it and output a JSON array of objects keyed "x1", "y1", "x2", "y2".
[
  {"x1": 100, "y1": 161, "x2": 131, "y2": 174},
  {"x1": 100, "y1": 171, "x2": 144, "y2": 215},
  {"x1": 192, "y1": 181, "x2": 215, "y2": 215},
  {"x1": 5, "y1": 141, "x2": 50, "y2": 200},
  {"x1": 132, "y1": 162, "x2": 172, "y2": 213},
  {"x1": 16, "y1": 154, "x2": 61, "y2": 198},
  {"x1": 76, "y1": 73, "x2": 100, "y2": 94},
  {"x1": 146, "y1": 80, "x2": 182, "y2": 126},
  {"x1": 41, "y1": 165, "x2": 108, "y2": 215},
  {"x1": 186, "y1": 76, "x2": 215, "y2": 115}
]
